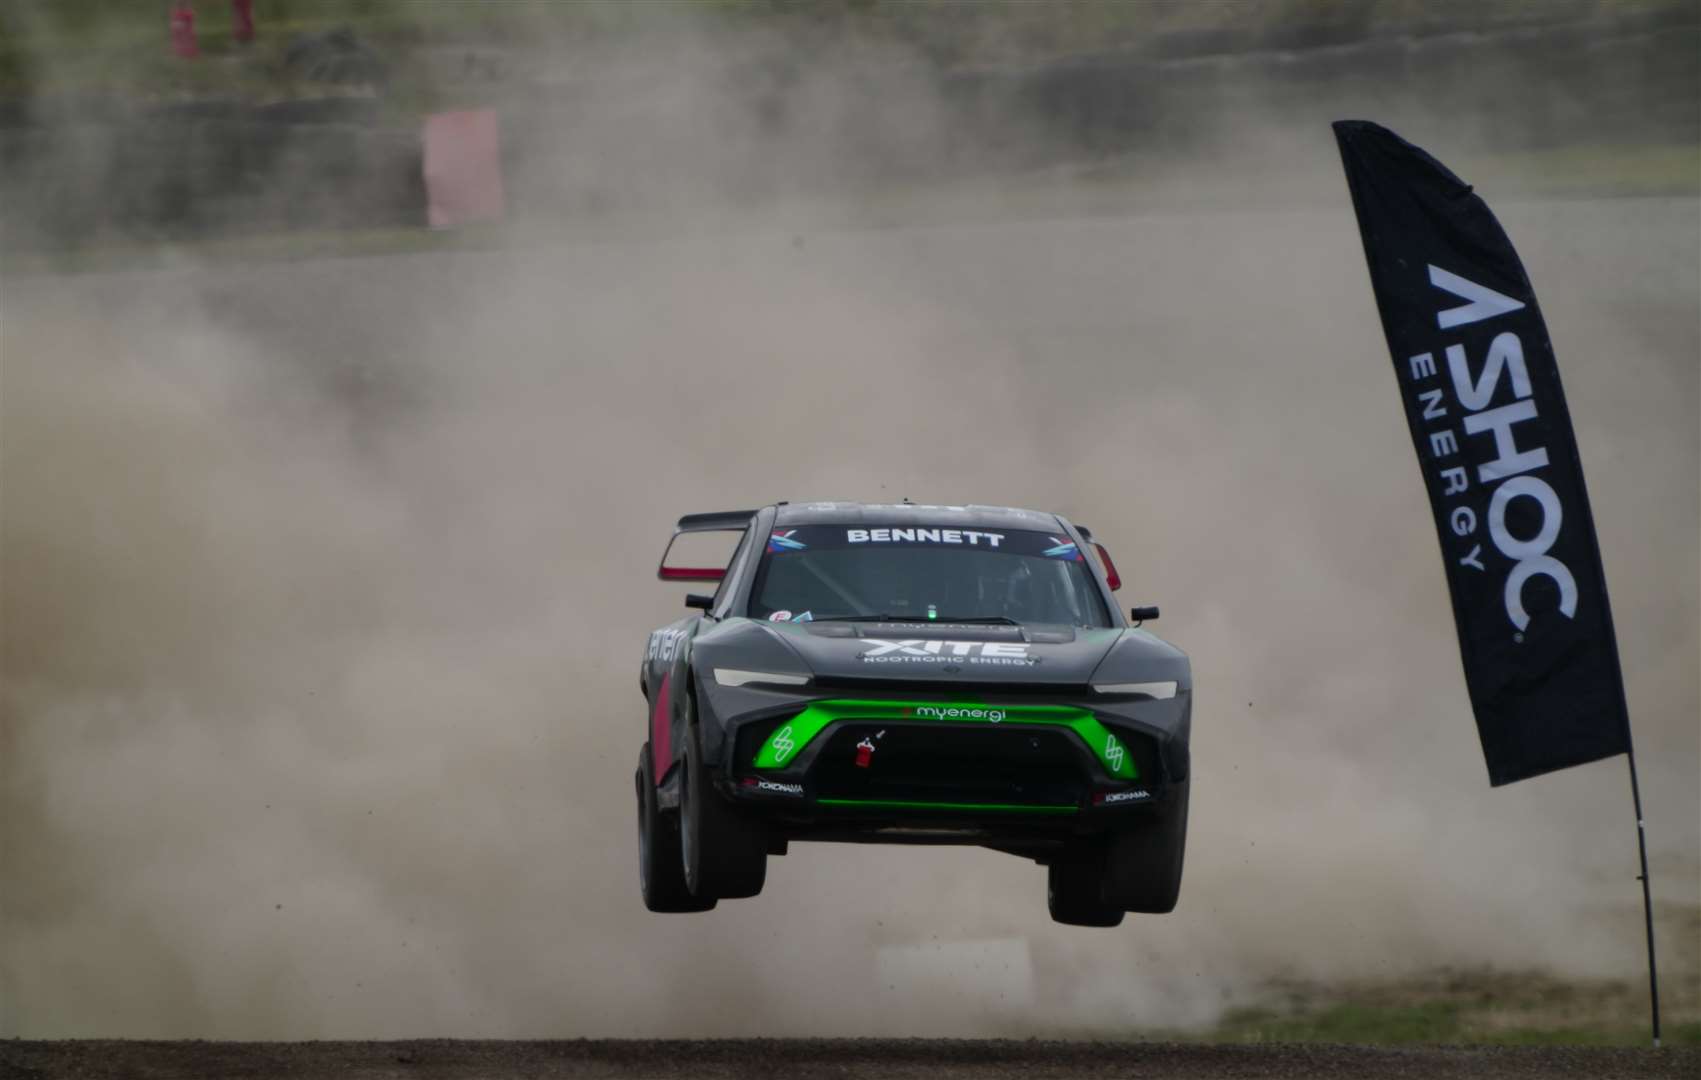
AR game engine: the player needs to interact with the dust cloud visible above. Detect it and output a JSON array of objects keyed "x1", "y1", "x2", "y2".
[{"x1": 2, "y1": 7, "x2": 1697, "y2": 1039}]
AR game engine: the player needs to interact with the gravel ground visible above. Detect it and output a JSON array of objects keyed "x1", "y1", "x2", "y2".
[{"x1": 3, "y1": 1039, "x2": 1697, "y2": 1080}]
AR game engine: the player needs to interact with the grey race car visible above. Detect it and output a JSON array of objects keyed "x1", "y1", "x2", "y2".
[{"x1": 637, "y1": 502, "x2": 1190, "y2": 927}]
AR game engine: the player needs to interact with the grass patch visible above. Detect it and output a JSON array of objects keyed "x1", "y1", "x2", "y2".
[
  {"x1": 0, "y1": 222, "x2": 488, "y2": 277},
  {"x1": 1462, "y1": 143, "x2": 1701, "y2": 199},
  {"x1": 1204, "y1": 968, "x2": 1701, "y2": 1047},
  {"x1": 1218, "y1": 1004, "x2": 1698, "y2": 1047},
  {"x1": 1220, "y1": 1001, "x2": 1467, "y2": 1044}
]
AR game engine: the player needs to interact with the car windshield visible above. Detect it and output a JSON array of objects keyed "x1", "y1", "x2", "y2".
[{"x1": 750, "y1": 524, "x2": 1111, "y2": 627}]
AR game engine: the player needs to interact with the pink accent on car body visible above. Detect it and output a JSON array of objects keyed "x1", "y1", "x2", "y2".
[{"x1": 650, "y1": 671, "x2": 673, "y2": 785}]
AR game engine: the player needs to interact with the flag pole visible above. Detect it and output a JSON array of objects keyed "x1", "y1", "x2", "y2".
[{"x1": 1625, "y1": 747, "x2": 1661, "y2": 1047}]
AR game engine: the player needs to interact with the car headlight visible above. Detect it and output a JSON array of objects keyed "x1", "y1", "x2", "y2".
[
  {"x1": 1092, "y1": 680, "x2": 1178, "y2": 699},
  {"x1": 713, "y1": 668, "x2": 811, "y2": 688}
]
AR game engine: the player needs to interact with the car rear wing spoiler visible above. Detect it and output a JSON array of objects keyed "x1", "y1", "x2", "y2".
[
  {"x1": 675, "y1": 509, "x2": 758, "y2": 533},
  {"x1": 659, "y1": 509, "x2": 759, "y2": 582}
]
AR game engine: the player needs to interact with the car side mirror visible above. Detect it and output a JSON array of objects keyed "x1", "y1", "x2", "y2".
[
  {"x1": 1130, "y1": 605, "x2": 1160, "y2": 624},
  {"x1": 685, "y1": 594, "x2": 715, "y2": 612}
]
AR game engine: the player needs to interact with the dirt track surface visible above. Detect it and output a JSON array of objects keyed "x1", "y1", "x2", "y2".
[
  {"x1": 3, "y1": 198, "x2": 1696, "y2": 1043},
  {"x1": 3, "y1": 1040, "x2": 1696, "y2": 1080}
]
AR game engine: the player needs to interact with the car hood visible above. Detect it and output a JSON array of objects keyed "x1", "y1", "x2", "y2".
[{"x1": 763, "y1": 620, "x2": 1124, "y2": 686}]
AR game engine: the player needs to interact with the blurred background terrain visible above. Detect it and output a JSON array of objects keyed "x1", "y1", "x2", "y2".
[{"x1": 1, "y1": 0, "x2": 1696, "y2": 250}]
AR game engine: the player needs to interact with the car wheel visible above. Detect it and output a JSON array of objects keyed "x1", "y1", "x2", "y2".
[
  {"x1": 1102, "y1": 779, "x2": 1188, "y2": 913},
  {"x1": 1046, "y1": 852, "x2": 1124, "y2": 927},
  {"x1": 637, "y1": 745, "x2": 714, "y2": 913},
  {"x1": 680, "y1": 710, "x2": 767, "y2": 901}
]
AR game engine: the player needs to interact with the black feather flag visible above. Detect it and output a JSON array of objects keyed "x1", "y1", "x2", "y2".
[{"x1": 1333, "y1": 120, "x2": 1631, "y2": 787}]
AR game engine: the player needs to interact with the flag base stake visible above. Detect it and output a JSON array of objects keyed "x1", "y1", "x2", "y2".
[{"x1": 1627, "y1": 749, "x2": 1661, "y2": 1048}]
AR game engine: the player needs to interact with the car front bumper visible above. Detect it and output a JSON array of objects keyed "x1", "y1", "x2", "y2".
[{"x1": 710, "y1": 693, "x2": 1186, "y2": 832}]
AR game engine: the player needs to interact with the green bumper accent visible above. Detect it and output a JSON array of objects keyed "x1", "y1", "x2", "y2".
[
  {"x1": 753, "y1": 698, "x2": 1137, "y2": 780},
  {"x1": 817, "y1": 798, "x2": 1078, "y2": 815}
]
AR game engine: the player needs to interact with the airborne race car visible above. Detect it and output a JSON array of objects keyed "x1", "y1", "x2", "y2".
[{"x1": 637, "y1": 502, "x2": 1190, "y2": 927}]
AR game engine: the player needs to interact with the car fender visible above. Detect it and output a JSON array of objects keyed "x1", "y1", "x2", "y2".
[{"x1": 642, "y1": 614, "x2": 702, "y2": 784}]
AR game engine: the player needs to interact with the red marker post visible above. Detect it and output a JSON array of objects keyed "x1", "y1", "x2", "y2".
[
  {"x1": 169, "y1": 3, "x2": 199, "y2": 59},
  {"x1": 422, "y1": 109, "x2": 507, "y2": 228},
  {"x1": 232, "y1": 0, "x2": 255, "y2": 44}
]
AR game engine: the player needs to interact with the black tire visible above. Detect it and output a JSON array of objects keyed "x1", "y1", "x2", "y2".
[
  {"x1": 680, "y1": 705, "x2": 767, "y2": 901},
  {"x1": 1102, "y1": 780, "x2": 1189, "y2": 913},
  {"x1": 1047, "y1": 853, "x2": 1124, "y2": 927},
  {"x1": 637, "y1": 745, "x2": 714, "y2": 913}
]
